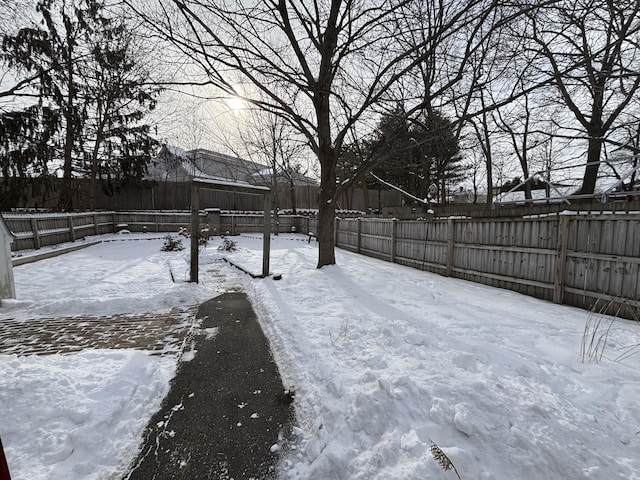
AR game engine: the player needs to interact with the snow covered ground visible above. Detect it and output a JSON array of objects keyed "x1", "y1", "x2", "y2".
[{"x1": 1, "y1": 233, "x2": 639, "y2": 479}]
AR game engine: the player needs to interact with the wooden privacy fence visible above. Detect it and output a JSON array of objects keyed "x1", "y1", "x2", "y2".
[
  {"x1": 4, "y1": 211, "x2": 206, "y2": 251},
  {"x1": 336, "y1": 214, "x2": 640, "y2": 318},
  {"x1": 219, "y1": 214, "x2": 317, "y2": 236},
  {"x1": 4, "y1": 211, "x2": 320, "y2": 252},
  {"x1": 6, "y1": 212, "x2": 117, "y2": 251},
  {"x1": 7, "y1": 209, "x2": 638, "y2": 316}
]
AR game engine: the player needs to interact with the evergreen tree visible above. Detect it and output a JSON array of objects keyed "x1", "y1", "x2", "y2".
[
  {"x1": 81, "y1": 22, "x2": 159, "y2": 208},
  {"x1": 413, "y1": 111, "x2": 464, "y2": 206},
  {"x1": 373, "y1": 109, "x2": 415, "y2": 191},
  {"x1": 0, "y1": 105, "x2": 58, "y2": 209},
  {"x1": 1, "y1": 0, "x2": 159, "y2": 211},
  {"x1": 368, "y1": 108, "x2": 464, "y2": 206}
]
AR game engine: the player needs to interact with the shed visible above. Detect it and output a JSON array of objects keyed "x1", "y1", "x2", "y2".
[{"x1": 0, "y1": 214, "x2": 16, "y2": 301}]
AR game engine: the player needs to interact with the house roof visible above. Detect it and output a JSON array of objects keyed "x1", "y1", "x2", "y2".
[{"x1": 147, "y1": 145, "x2": 318, "y2": 186}]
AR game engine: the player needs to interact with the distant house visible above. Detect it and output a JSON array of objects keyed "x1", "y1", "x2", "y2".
[
  {"x1": 0, "y1": 214, "x2": 15, "y2": 301},
  {"x1": 146, "y1": 146, "x2": 318, "y2": 187}
]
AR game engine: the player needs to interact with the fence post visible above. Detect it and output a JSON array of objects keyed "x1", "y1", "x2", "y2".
[
  {"x1": 189, "y1": 184, "x2": 200, "y2": 283},
  {"x1": 112, "y1": 212, "x2": 118, "y2": 233},
  {"x1": 31, "y1": 217, "x2": 41, "y2": 249},
  {"x1": 68, "y1": 215, "x2": 75, "y2": 242},
  {"x1": 390, "y1": 218, "x2": 398, "y2": 263},
  {"x1": 357, "y1": 217, "x2": 362, "y2": 254},
  {"x1": 93, "y1": 213, "x2": 99, "y2": 235},
  {"x1": 262, "y1": 194, "x2": 271, "y2": 277},
  {"x1": 446, "y1": 218, "x2": 455, "y2": 276},
  {"x1": 553, "y1": 215, "x2": 570, "y2": 304}
]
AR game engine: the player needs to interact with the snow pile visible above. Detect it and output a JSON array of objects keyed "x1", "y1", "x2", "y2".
[{"x1": 0, "y1": 351, "x2": 175, "y2": 480}]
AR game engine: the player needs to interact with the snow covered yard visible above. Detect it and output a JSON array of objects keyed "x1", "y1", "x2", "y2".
[
  {"x1": 225, "y1": 235, "x2": 640, "y2": 480},
  {"x1": 0, "y1": 235, "x2": 217, "y2": 480},
  {"x1": 1, "y1": 233, "x2": 639, "y2": 479}
]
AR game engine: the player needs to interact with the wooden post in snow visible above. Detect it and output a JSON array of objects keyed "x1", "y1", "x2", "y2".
[
  {"x1": 262, "y1": 193, "x2": 271, "y2": 277},
  {"x1": 190, "y1": 183, "x2": 200, "y2": 283}
]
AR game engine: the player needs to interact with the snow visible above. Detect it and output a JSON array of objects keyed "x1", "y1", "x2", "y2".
[
  {"x1": 5, "y1": 235, "x2": 211, "y2": 319},
  {"x1": 1, "y1": 351, "x2": 176, "y2": 480},
  {"x1": 1, "y1": 233, "x2": 640, "y2": 479},
  {"x1": 164, "y1": 145, "x2": 189, "y2": 159}
]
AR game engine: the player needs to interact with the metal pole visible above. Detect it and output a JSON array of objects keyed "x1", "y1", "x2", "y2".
[
  {"x1": 190, "y1": 183, "x2": 200, "y2": 283},
  {"x1": 262, "y1": 193, "x2": 271, "y2": 277}
]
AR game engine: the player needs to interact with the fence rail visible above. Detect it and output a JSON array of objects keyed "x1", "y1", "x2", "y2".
[{"x1": 336, "y1": 214, "x2": 640, "y2": 318}]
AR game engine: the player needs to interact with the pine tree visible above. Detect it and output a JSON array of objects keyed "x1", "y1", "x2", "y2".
[
  {"x1": 1, "y1": 0, "x2": 160, "y2": 211},
  {"x1": 413, "y1": 111, "x2": 464, "y2": 206},
  {"x1": 82, "y1": 21, "x2": 159, "y2": 208},
  {"x1": 368, "y1": 106, "x2": 419, "y2": 198},
  {"x1": 0, "y1": 105, "x2": 58, "y2": 209},
  {"x1": 367, "y1": 108, "x2": 465, "y2": 206}
]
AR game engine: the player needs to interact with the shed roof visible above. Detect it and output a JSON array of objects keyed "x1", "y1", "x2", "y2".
[{"x1": 191, "y1": 176, "x2": 270, "y2": 195}]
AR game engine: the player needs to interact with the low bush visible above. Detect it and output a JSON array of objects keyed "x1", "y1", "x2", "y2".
[
  {"x1": 161, "y1": 235, "x2": 184, "y2": 252},
  {"x1": 218, "y1": 238, "x2": 237, "y2": 252}
]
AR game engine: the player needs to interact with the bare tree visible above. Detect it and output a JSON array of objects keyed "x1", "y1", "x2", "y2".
[
  {"x1": 468, "y1": 91, "x2": 497, "y2": 204},
  {"x1": 524, "y1": 0, "x2": 640, "y2": 195},
  {"x1": 245, "y1": 111, "x2": 309, "y2": 216},
  {"x1": 220, "y1": 107, "x2": 311, "y2": 219},
  {"x1": 126, "y1": 0, "x2": 506, "y2": 267},
  {"x1": 448, "y1": 2, "x2": 546, "y2": 205},
  {"x1": 492, "y1": 88, "x2": 540, "y2": 200}
]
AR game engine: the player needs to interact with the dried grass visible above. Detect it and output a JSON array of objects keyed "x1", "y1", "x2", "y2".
[
  {"x1": 429, "y1": 442, "x2": 461, "y2": 479},
  {"x1": 581, "y1": 298, "x2": 640, "y2": 363}
]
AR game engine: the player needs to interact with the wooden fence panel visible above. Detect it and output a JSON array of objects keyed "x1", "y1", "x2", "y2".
[
  {"x1": 7, "y1": 212, "x2": 316, "y2": 251},
  {"x1": 335, "y1": 214, "x2": 640, "y2": 318},
  {"x1": 336, "y1": 219, "x2": 358, "y2": 252},
  {"x1": 393, "y1": 221, "x2": 444, "y2": 273},
  {"x1": 220, "y1": 214, "x2": 282, "y2": 235},
  {"x1": 94, "y1": 213, "x2": 115, "y2": 235},
  {"x1": 560, "y1": 215, "x2": 640, "y2": 317},
  {"x1": 7, "y1": 214, "x2": 85, "y2": 250},
  {"x1": 450, "y1": 218, "x2": 559, "y2": 302},
  {"x1": 3, "y1": 217, "x2": 35, "y2": 251},
  {"x1": 360, "y1": 219, "x2": 392, "y2": 260},
  {"x1": 113, "y1": 211, "x2": 203, "y2": 233}
]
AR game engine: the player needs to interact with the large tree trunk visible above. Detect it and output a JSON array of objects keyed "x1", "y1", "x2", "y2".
[
  {"x1": 363, "y1": 181, "x2": 370, "y2": 212},
  {"x1": 485, "y1": 160, "x2": 493, "y2": 205},
  {"x1": 59, "y1": 103, "x2": 75, "y2": 211},
  {"x1": 578, "y1": 134, "x2": 604, "y2": 195},
  {"x1": 315, "y1": 98, "x2": 337, "y2": 267},
  {"x1": 481, "y1": 109, "x2": 494, "y2": 206},
  {"x1": 316, "y1": 150, "x2": 337, "y2": 268},
  {"x1": 522, "y1": 162, "x2": 532, "y2": 200}
]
